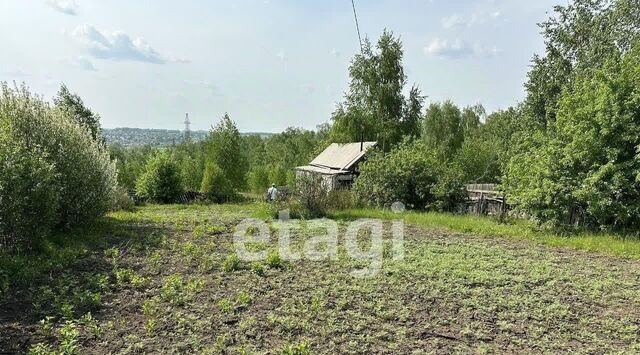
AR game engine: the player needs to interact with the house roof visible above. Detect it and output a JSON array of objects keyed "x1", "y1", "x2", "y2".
[
  {"x1": 306, "y1": 142, "x2": 377, "y2": 171},
  {"x1": 294, "y1": 165, "x2": 350, "y2": 175}
]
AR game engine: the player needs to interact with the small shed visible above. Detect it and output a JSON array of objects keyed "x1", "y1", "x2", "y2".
[{"x1": 295, "y1": 141, "x2": 377, "y2": 190}]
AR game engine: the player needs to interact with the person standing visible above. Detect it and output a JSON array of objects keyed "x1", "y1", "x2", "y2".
[{"x1": 267, "y1": 183, "x2": 278, "y2": 202}]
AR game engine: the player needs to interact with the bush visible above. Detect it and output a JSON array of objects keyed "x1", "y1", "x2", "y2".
[
  {"x1": 136, "y1": 151, "x2": 183, "y2": 203},
  {"x1": 201, "y1": 162, "x2": 234, "y2": 202},
  {"x1": 0, "y1": 83, "x2": 117, "y2": 250},
  {"x1": 294, "y1": 174, "x2": 329, "y2": 218},
  {"x1": 0, "y1": 141, "x2": 59, "y2": 248},
  {"x1": 111, "y1": 186, "x2": 135, "y2": 211},
  {"x1": 353, "y1": 139, "x2": 465, "y2": 211}
]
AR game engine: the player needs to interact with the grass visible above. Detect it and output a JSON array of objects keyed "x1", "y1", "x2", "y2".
[
  {"x1": 2, "y1": 202, "x2": 640, "y2": 353},
  {"x1": 329, "y1": 208, "x2": 640, "y2": 260}
]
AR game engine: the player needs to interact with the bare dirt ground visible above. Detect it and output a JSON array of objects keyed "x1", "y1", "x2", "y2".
[{"x1": 2, "y1": 204, "x2": 640, "y2": 354}]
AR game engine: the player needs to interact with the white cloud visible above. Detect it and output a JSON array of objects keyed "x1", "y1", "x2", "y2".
[
  {"x1": 330, "y1": 48, "x2": 340, "y2": 57},
  {"x1": 424, "y1": 38, "x2": 501, "y2": 59},
  {"x1": 69, "y1": 56, "x2": 97, "y2": 71},
  {"x1": 71, "y1": 24, "x2": 187, "y2": 64},
  {"x1": 276, "y1": 50, "x2": 286, "y2": 61},
  {"x1": 46, "y1": 0, "x2": 78, "y2": 15}
]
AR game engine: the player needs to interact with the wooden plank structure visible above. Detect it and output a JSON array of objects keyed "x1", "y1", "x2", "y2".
[{"x1": 465, "y1": 184, "x2": 508, "y2": 216}]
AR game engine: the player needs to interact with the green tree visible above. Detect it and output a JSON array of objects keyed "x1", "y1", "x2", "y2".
[
  {"x1": 422, "y1": 101, "x2": 464, "y2": 158},
  {"x1": 506, "y1": 45, "x2": 640, "y2": 229},
  {"x1": 454, "y1": 107, "x2": 520, "y2": 183},
  {"x1": 201, "y1": 161, "x2": 233, "y2": 201},
  {"x1": 330, "y1": 30, "x2": 424, "y2": 150},
  {"x1": 206, "y1": 114, "x2": 248, "y2": 190},
  {"x1": 136, "y1": 151, "x2": 183, "y2": 203},
  {"x1": 524, "y1": 0, "x2": 640, "y2": 126},
  {"x1": 54, "y1": 84, "x2": 102, "y2": 141}
]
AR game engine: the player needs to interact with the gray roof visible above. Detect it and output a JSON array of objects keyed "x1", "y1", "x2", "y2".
[{"x1": 296, "y1": 141, "x2": 377, "y2": 174}]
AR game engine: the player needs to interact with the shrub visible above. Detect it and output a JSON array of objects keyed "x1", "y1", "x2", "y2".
[
  {"x1": 0, "y1": 83, "x2": 117, "y2": 250},
  {"x1": 136, "y1": 151, "x2": 183, "y2": 203},
  {"x1": 353, "y1": 139, "x2": 465, "y2": 211},
  {"x1": 0, "y1": 141, "x2": 59, "y2": 249},
  {"x1": 294, "y1": 174, "x2": 329, "y2": 218},
  {"x1": 111, "y1": 186, "x2": 135, "y2": 211},
  {"x1": 201, "y1": 161, "x2": 234, "y2": 202}
]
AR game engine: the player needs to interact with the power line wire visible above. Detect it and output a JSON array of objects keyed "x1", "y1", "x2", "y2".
[{"x1": 351, "y1": 0, "x2": 363, "y2": 54}]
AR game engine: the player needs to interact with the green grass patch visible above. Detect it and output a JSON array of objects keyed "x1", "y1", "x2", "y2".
[{"x1": 328, "y1": 208, "x2": 640, "y2": 259}]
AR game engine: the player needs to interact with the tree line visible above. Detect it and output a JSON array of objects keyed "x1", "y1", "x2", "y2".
[{"x1": 1, "y1": 0, "x2": 638, "y2": 252}]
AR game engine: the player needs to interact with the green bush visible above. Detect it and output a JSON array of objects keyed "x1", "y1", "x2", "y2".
[
  {"x1": 294, "y1": 174, "x2": 329, "y2": 218},
  {"x1": 353, "y1": 139, "x2": 465, "y2": 211},
  {"x1": 201, "y1": 162, "x2": 234, "y2": 202},
  {"x1": 136, "y1": 151, "x2": 183, "y2": 203},
  {"x1": 0, "y1": 83, "x2": 117, "y2": 250},
  {"x1": 0, "y1": 141, "x2": 59, "y2": 248}
]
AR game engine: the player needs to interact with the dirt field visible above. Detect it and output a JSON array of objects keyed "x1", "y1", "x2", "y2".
[{"x1": 2, "y1": 204, "x2": 640, "y2": 354}]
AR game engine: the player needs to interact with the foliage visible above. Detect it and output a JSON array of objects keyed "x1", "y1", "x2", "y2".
[
  {"x1": 135, "y1": 151, "x2": 183, "y2": 203},
  {"x1": 111, "y1": 186, "x2": 135, "y2": 211},
  {"x1": 524, "y1": 0, "x2": 640, "y2": 126},
  {"x1": 248, "y1": 165, "x2": 270, "y2": 193},
  {"x1": 0, "y1": 83, "x2": 117, "y2": 250},
  {"x1": 54, "y1": 84, "x2": 102, "y2": 142},
  {"x1": 294, "y1": 174, "x2": 330, "y2": 218},
  {"x1": 329, "y1": 30, "x2": 424, "y2": 151},
  {"x1": 353, "y1": 139, "x2": 465, "y2": 210},
  {"x1": 206, "y1": 114, "x2": 248, "y2": 190},
  {"x1": 200, "y1": 161, "x2": 234, "y2": 202},
  {"x1": 506, "y1": 46, "x2": 640, "y2": 229},
  {"x1": 453, "y1": 108, "x2": 520, "y2": 183}
]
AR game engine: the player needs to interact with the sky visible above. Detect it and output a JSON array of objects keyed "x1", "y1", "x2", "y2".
[{"x1": 0, "y1": 0, "x2": 560, "y2": 132}]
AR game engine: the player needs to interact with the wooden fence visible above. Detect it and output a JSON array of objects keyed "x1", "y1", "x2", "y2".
[{"x1": 464, "y1": 184, "x2": 508, "y2": 216}]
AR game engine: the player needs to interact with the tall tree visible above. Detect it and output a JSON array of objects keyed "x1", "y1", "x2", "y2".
[
  {"x1": 54, "y1": 84, "x2": 102, "y2": 141},
  {"x1": 524, "y1": 0, "x2": 640, "y2": 127},
  {"x1": 422, "y1": 101, "x2": 464, "y2": 158},
  {"x1": 330, "y1": 30, "x2": 424, "y2": 151},
  {"x1": 206, "y1": 113, "x2": 248, "y2": 190}
]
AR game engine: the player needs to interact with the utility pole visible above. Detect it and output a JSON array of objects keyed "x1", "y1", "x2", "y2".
[{"x1": 184, "y1": 113, "x2": 191, "y2": 142}]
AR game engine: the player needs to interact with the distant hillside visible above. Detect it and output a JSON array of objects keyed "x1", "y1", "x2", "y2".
[{"x1": 103, "y1": 127, "x2": 274, "y2": 147}]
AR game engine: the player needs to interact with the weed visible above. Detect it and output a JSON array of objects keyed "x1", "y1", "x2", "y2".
[
  {"x1": 142, "y1": 296, "x2": 160, "y2": 316},
  {"x1": 39, "y1": 316, "x2": 55, "y2": 338},
  {"x1": 222, "y1": 253, "x2": 241, "y2": 272},
  {"x1": 235, "y1": 291, "x2": 252, "y2": 309},
  {"x1": 160, "y1": 274, "x2": 204, "y2": 306},
  {"x1": 218, "y1": 298, "x2": 233, "y2": 313},
  {"x1": 27, "y1": 342, "x2": 54, "y2": 355},
  {"x1": 160, "y1": 274, "x2": 187, "y2": 305},
  {"x1": 59, "y1": 321, "x2": 79, "y2": 355},
  {"x1": 145, "y1": 319, "x2": 157, "y2": 334},
  {"x1": 79, "y1": 312, "x2": 101, "y2": 337},
  {"x1": 114, "y1": 268, "x2": 148, "y2": 289},
  {"x1": 251, "y1": 262, "x2": 265, "y2": 276},
  {"x1": 266, "y1": 251, "x2": 284, "y2": 269},
  {"x1": 281, "y1": 341, "x2": 311, "y2": 355}
]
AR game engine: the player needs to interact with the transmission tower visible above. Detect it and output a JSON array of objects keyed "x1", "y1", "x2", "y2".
[{"x1": 184, "y1": 113, "x2": 191, "y2": 142}]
